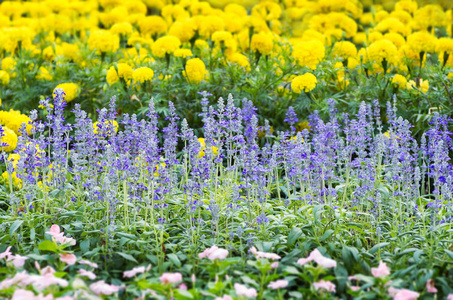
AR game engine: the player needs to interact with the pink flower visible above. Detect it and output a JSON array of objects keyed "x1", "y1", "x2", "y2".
[
  {"x1": 351, "y1": 286, "x2": 360, "y2": 291},
  {"x1": 41, "y1": 266, "x2": 56, "y2": 275},
  {"x1": 271, "y1": 262, "x2": 279, "y2": 269},
  {"x1": 268, "y1": 280, "x2": 289, "y2": 289},
  {"x1": 56, "y1": 236, "x2": 76, "y2": 246},
  {"x1": 0, "y1": 271, "x2": 32, "y2": 289},
  {"x1": 447, "y1": 294, "x2": 453, "y2": 300},
  {"x1": 178, "y1": 283, "x2": 188, "y2": 290},
  {"x1": 348, "y1": 275, "x2": 358, "y2": 281},
  {"x1": 388, "y1": 287, "x2": 400, "y2": 297},
  {"x1": 79, "y1": 259, "x2": 98, "y2": 269},
  {"x1": 199, "y1": 245, "x2": 229, "y2": 261},
  {"x1": 11, "y1": 289, "x2": 35, "y2": 300},
  {"x1": 32, "y1": 273, "x2": 69, "y2": 290},
  {"x1": 297, "y1": 249, "x2": 336, "y2": 268},
  {"x1": 393, "y1": 289, "x2": 419, "y2": 300},
  {"x1": 46, "y1": 224, "x2": 61, "y2": 236},
  {"x1": 234, "y1": 283, "x2": 257, "y2": 298},
  {"x1": 59, "y1": 253, "x2": 76, "y2": 265},
  {"x1": 0, "y1": 246, "x2": 12, "y2": 260},
  {"x1": 89, "y1": 280, "x2": 120, "y2": 295},
  {"x1": 8, "y1": 254, "x2": 28, "y2": 268},
  {"x1": 78, "y1": 269, "x2": 97, "y2": 280},
  {"x1": 313, "y1": 280, "x2": 336, "y2": 292},
  {"x1": 123, "y1": 266, "x2": 145, "y2": 278},
  {"x1": 371, "y1": 261, "x2": 391, "y2": 278},
  {"x1": 426, "y1": 279, "x2": 437, "y2": 293},
  {"x1": 249, "y1": 246, "x2": 281, "y2": 260},
  {"x1": 159, "y1": 272, "x2": 183, "y2": 284},
  {"x1": 215, "y1": 296, "x2": 233, "y2": 300}
]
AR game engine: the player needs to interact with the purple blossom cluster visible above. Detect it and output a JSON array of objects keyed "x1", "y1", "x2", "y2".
[{"x1": 5, "y1": 89, "x2": 453, "y2": 241}]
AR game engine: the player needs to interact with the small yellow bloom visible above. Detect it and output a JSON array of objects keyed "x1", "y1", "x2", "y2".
[
  {"x1": 198, "y1": 138, "x2": 218, "y2": 158},
  {"x1": 291, "y1": 73, "x2": 317, "y2": 93},
  {"x1": 392, "y1": 74, "x2": 408, "y2": 89}
]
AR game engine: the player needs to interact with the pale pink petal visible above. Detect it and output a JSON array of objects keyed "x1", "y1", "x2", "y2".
[
  {"x1": 313, "y1": 280, "x2": 336, "y2": 292},
  {"x1": 208, "y1": 248, "x2": 229, "y2": 260},
  {"x1": 0, "y1": 246, "x2": 12, "y2": 260},
  {"x1": 268, "y1": 280, "x2": 289, "y2": 289},
  {"x1": 79, "y1": 259, "x2": 98, "y2": 269},
  {"x1": 8, "y1": 254, "x2": 28, "y2": 268},
  {"x1": 123, "y1": 266, "x2": 146, "y2": 278},
  {"x1": 426, "y1": 279, "x2": 437, "y2": 293},
  {"x1": 78, "y1": 269, "x2": 97, "y2": 280},
  {"x1": 371, "y1": 261, "x2": 391, "y2": 278},
  {"x1": 271, "y1": 262, "x2": 279, "y2": 269},
  {"x1": 178, "y1": 283, "x2": 188, "y2": 290},
  {"x1": 393, "y1": 289, "x2": 419, "y2": 300},
  {"x1": 297, "y1": 257, "x2": 312, "y2": 266},
  {"x1": 46, "y1": 225, "x2": 61, "y2": 237},
  {"x1": 41, "y1": 266, "x2": 56, "y2": 275},
  {"x1": 59, "y1": 253, "x2": 76, "y2": 265},
  {"x1": 310, "y1": 249, "x2": 337, "y2": 268},
  {"x1": 215, "y1": 296, "x2": 233, "y2": 300},
  {"x1": 447, "y1": 294, "x2": 453, "y2": 300},
  {"x1": 89, "y1": 280, "x2": 120, "y2": 295},
  {"x1": 351, "y1": 286, "x2": 360, "y2": 291},
  {"x1": 234, "y1": 283, "x2": 257, "y2": 298},
  {"x1": 159, "y1": 272, "x2": 182, "y2": 284},
  {"x1": 11, "y1": 289, "x2": 35, "y2": 300}
]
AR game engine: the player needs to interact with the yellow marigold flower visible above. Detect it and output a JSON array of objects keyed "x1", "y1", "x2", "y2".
[
  {"x1": 184, "y1": 58, "x2": 207, "y2": 84},
  {"x1": 0, "y1": 70, "x2": 10, "y2": 85},
  {"x1": 1, "y1": 126, "x2": 17, "y2": 152},
  {"x1": 88, "y1": 30, "x2": 120, "y2": 53},
  {"x1": 139, "y1": 16, "x2": 167, "y2": 36},
  {"x1": 384, "y1": 33, "x2": 406, "y2": 48},
  {"x1": 36, "y1": 66, "x2": 52, "y2": 81},
  {"x1": 227, "y1": 53, "x2": 250, "y2": 71},
  {"x1": 414, "y1": 5, "x2": 446, "y2": 31},
  {"x1": 196, "y1": 15, "x2": 225, "y2": 38},
  {"x1": 117, "y1": 63, "x2": 133, "y2": 80},
  {"x1": 252, "y1": 1, "x2": 281, "y2": 21},
  {"x1": 7, "y1": 153, "x2": 20, "y2": 169},
  {"x1": 1, "y1": 171, "x2": 21, "y2": 188},
  {"x1": 168, "y1": 19, "x2": 196, "y2": 43},
  {"x1": 292, "y1": 40, "x2": 325, "y2": 70},
  {"x1": 376, "y1": 18, "x2": 410, "y2": 37},
  {"x1": 225, "y1": 3, "x2": 247, "y2": 17},
  {"x1": 174, "y1": 48, "x2": 193, "y2": 58},
  {"x1": 1, "y1": 57, "x2": 15, "y2": 72},
  {"x1": 437, "y1": 38, "x2": 453, "y2": 55},
  {"x1": 407, "y1": 79, "x2": 429, "y2": 93},
  {"x1": 291, "y1": 73, "x2": 317, "y2": 93},
  {"x1": 111, "y1": 22, "x2": 133, "y2": 36},
  {"x1": 212, "y1": 31, "x2": 234, "y2": 47},
  {"x1": 250, "y1": 32, "x2": 273, "y2": 56},
  {"x1": 198, "y1": 138, "x2": 218, "y2": 158},
  {"x1": 61, "y1": 43, "x2": 79, "y2": 62},
  {"x1": 392, "y1": 74, "x2": 407, "y2": 89},
  {"x1": 5, "y1": 113, "x2": 32, "y2": 135},
  {"x1": 133, "y1": 67, "x2": 154, "y2": 83},
  {"x1": 93, "y1": 120, "x2": 118, "y2": 136},
  {"x1": 407, "y1": 32, "x2": 437, "y2": 54},
  {"x1": 332, "y1": 41, "x2": 357, "y2": 59},
  {"x1": 152, "y1": 36, "x2": 181, "y2": 58},
  {"x1": 43, "y1": 46, "x2": 55, "y2": 62},
  {"x1": 297, "y1": 121, "x2": 311, "y2": 132},
  {"x1": 395, "y1": 0, "x2": 418, "y2": 13},
  {"x1": 106, "y1": 66, "x2": 119, "y2": 86},
  {"x1": 367, "y1": 39, "x2": 398, "y2": 64},
  {"x1": 53, "y1": 83, "x2": 80, "y2": 102}
]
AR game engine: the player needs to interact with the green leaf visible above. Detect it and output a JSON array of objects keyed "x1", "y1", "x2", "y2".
[
  {"x1": 80, "y1": 239, "x2": 90, "y2": 253},
  {"x1": 287, "y1": 227, "x2": 302, "y2": 247},
  {"x1": 9, "y1": 220, "x2": 23, "y2": 236},
  {"x1": 175, "y1": 289, "x2": 194, "y2": 299},
  {"x1": 444, "y1": 249, "x2": 453, "y2": 260},
  {"x1": 369, "y1": 242, "x2": 390, "y2": 254},
  {"x1": 117, "y1": 252, "x2": 138, "y2": 263},
  {"x1": 167, "y1": 253, "x2": 181, "y2": 267},
  {"x1": 320, "y1": 229, "x2": 334, "y2": 242},
  {"x1": 38, "y1": 240, "x2": 58, "y2": 252},
  {"x1": 30, "y1": 228, "x2": 35, "y2": 241}
]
